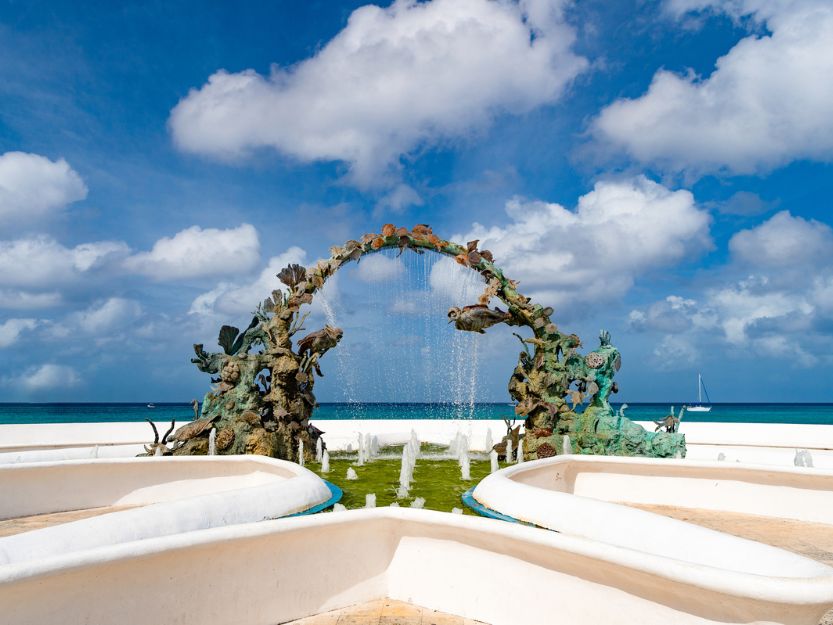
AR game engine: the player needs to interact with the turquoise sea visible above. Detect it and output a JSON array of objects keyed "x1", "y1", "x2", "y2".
[{"x1": 0, "y1": 403, "x2": 832, "y2": 425}]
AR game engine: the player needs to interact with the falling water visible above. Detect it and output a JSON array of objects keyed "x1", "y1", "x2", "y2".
[
  {"x1": 318, "y1": 288, "x2": 364, "y2": 419},
  {"x1": 506, "y1": 438, "x2": 514, "y2": 464},
  {"x1": 562, "y1": 435, "x2": 573, "y2": 455},
  {"x1": 298, "y1": 439, "x2": 305, "y2": 466},
  {"x1": 490, "y1": 450, "x2": 499, "y2": 473},
  {"x1": 365, "y1": 433, "x2": 373, "y2": 460},
  {"x1": 312, "y1": 247, "x2": 495, "y2": 414},
  {"x1": 322, "y1": 450, "x2": 331, "y2": 472},
  {"x1": 208, "y1": 428, "x2": 217, "y2": 455},
  {"x1": 484, "y1": 429, "x2": 493, "y2": 452},
  {"x1": 316, "y1": 437, "x2": 323, "y2": 463},
  {"x1": 517, "y1": 438, "x2": 524, "y2": 464},
  {"x1": 365, "y1": 493, "x2": 377, "y2": 508}
]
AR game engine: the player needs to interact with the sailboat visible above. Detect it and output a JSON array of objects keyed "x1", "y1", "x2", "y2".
[{"x1": 686, "y1": 373, "x2": 712, "y2": 413}]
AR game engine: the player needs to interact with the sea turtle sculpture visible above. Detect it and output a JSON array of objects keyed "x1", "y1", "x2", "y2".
[{"x1": 176, "y1": 224, "x2": 685, "y2": 461}]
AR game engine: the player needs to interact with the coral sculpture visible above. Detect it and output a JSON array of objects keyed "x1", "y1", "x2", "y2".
[{"x1": 175, "y1": 224, "x2": 685, "y2": 461}]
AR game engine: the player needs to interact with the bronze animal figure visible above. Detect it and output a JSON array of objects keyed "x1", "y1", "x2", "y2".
[{"x1": 447, "y1": 305, "x2": 512, "y2": 333}]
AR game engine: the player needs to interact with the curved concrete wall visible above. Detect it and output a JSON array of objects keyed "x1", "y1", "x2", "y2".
[
  {"x1": 0, "y1": 456, "x2": 299, "y2": 519},
  {"x1": 470, "y1": 456, "x2": 833, "y2": 580},
  {"x1": 499, "y1": 455, "x2": 833, "y2": 524},
  {"x1": 0, "y1": 457, "x2": 333, "y2": 566},
  {"x1": 0, "y1": 509, "x2": 831, "y2": 625}
]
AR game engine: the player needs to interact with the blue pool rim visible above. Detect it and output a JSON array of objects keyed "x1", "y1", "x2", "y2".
[
  {"x1": 287, "y1": 480, "x2": 343, "y2": 518},
  {"x1": 461, "y1": 487, "x2": 532, "y2": 525}
]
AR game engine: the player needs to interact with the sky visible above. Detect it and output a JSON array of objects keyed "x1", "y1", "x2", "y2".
[{"x1": 0, "y1": 0, "x2": 832, "y2": 404}]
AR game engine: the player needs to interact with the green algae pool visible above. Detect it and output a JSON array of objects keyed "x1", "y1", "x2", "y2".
[{"x1": 307, "y1": 446, "x2": 510, "y2": 514}]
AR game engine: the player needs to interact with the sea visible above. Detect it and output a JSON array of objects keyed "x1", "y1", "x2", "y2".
[{"x1": 0, "y1": 403, "x2": 832, "y2": 425}]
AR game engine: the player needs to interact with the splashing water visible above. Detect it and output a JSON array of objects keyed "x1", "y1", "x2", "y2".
[{"x1": 208, "y1": 428, "x2": 216, "y2": 455}]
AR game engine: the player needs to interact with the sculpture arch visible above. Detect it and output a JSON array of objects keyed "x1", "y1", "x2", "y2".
[{"x1": 179, "y1": 224, "x2": 685, "y2": 462}]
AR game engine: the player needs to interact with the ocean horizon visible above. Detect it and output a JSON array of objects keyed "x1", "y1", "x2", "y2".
[{"x1": 1, "y1": 402, "x2": 832, "y2": 426}]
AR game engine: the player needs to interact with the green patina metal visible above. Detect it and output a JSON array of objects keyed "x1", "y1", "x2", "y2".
[{"x1": 154, "y1": 224, "x2": 684, "y2": 461}]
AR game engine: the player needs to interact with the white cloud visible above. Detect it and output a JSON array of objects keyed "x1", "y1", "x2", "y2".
[
  {"x1": 652, "y1": 334, "x2": 700, "y2": 371},
  {"x1": 456, "y1": 176, "x2": 711, "y2": 313},
  {"x1": 74, "y1": 298, "x2": 142, "y2": 333},
  {"x1": 631, "y1": 211, "x2": 833, "y2": 368},
  {"x1": 355, "y1": 254, "x2": 404, "y2": 283},
  {"x1": 169, "y1": 0, "x2": 587, "y2": 186},
  {"x1": 0, "y1": 236, "x2": 129, "y2": 289},
  {"x1": 592, "y1": 0, "x2": 833, "y2": 176},
  {"x1": 0, "y1": 290, "x2": 62, "y2": 310},
  {"x1": 124, "y1": 224, "x2": 260, "y2": 280},
  {"x1": 190, "y1": 246, "x2": 307, "y2": 317},
  {"x1": 0, "y1": 151, "x2": 87, "y2": 230},
  {"x1": 2, "y1": 363, "x2": 81, "y2": 392},
  {"x1": 729, "y1": 210, "x2": 833, "y2": 269},
  {"x1": 0, "y1": 318, "x2": 38, "y2": 348},
  {"x1": 374, "y1": 184, "x2": 423, "y2": 216}
]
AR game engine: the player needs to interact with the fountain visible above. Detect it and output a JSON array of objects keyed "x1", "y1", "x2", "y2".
[
  {"x1": 506, "y1": 438, "x2": 514, "y2": 464},
  {"x1": 562, "y1": 435, "x2": 573, "y2": 456},
  {"x1": 356, "y1": 433, "x2": 365, "y2": 466},
  {"x1": 517, "y1": 438, "x2": 524, "y2": 463},
  {"x1": 177, "y1": 224, "x2": 685, "y2": 462},
  {"x1": 490, "y1": 450, "x2": 499, "y2": 473},
  {"x1": 795, "y1": 449, "x2": 814, "y2": 467},
  {"x1": 298, "y1": 439, "x2": 304, "y2": 467},
  {"x1": 460, "y1": 452, "x2": 471, "y2": 481},
  {"x1": 208, "y1": 428, "x2": 216, "y2": 455},
  {"x1": 484, "y1": 429, "x2": 493, "y2": 452},
  {"x1": 365, "y1": 494, "x2": 376, "y2": 508},
  {"x1": 365, "y1": 433, "x2": 373, "y2": 460},
  {"x1": 321, "y1": 450, "x2": 330, "y2": 473},
  {"x1": 315, "y1": 437, "x2": 323, "y2": 462},
  {"x1": 398, "y1": 445, "x2": 413, "y2": 498}
]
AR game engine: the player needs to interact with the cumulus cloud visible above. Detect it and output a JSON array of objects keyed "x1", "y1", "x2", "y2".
[
  {"x1": 0, "y1": 318, "x2": 38, "y2": 348},
  {"x1": 630, "y1": 211, "x2": 833, "y2": 367},
  {"x1": 374, "y1": 184, "x2": 424, "y2": 216},
  {"x1": 0, "y1": 236, "x2": 129, "y2": 290},
  {"x1": 124, "y1": 224, "x2": 260, "y2": 280},
  {"x1": 0, "y1": 290, "x2": 62, "y2": 310},
  {"x1": 355, "y1": 254, "x2": 404, "y2": 283},
  {"x1": 455, "y1": 176, "x2": 711, "y2": 314},
  {"x1": 729, "y1": 210, "x2": 833, "y2": 269},
  {"x1": 0, "y1": 151, "x2": 87, "y2": 230},
  {"x1": 170, "y1": 0, "x2": 587, "y2": 186},
  {"x1": 73, "y1": 298, "x2": 143, "y2": 333},
  {"x1": 592, "y1": 0, "x2": 833, "y2": 176},
  {"x1": 190, "y1": 246, "x2": 307, "y2": 317},
  {"x1": 2, "y1": 363, "x2": 81, "y2": 392},
  {"x1": 651, "y1": 334, "x2": 701, "y2": 371}
]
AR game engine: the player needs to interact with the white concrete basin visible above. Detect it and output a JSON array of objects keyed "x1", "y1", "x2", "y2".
[
  {"x1": 0, "y1": 456, "x2": 335, "y2": 566},
  {"x1": 0, "y1": 508, "x2": 831, "y2": 625},
  {"x1": 491, "y1": 454, "x2": 833, "y2": 524},
  {"x1": 469, "y1": 456, "x2": 833, "y2": 579}
]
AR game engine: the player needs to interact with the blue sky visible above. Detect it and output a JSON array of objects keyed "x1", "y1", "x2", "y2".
[{"x1": 0, "y1": 0, "x2": 831, "y2": 403}]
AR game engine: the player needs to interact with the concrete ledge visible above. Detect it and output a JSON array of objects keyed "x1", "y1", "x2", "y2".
[{"x1": 0, "y1": 508, "x2": 831, "y2": 625}]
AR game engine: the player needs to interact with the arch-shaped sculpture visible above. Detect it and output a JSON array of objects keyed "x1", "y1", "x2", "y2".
[{"x1": 167, "y1": 224, "x2": 684, "y2": 461}]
